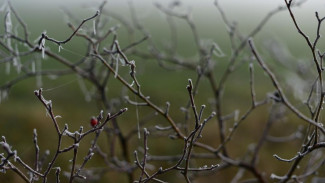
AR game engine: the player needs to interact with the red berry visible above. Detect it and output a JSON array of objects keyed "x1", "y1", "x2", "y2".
[{"x1": 90, "y1": 117, "x2": 98, "y2": 127}]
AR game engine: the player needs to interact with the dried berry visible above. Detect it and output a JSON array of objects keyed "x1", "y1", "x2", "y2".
[{"x1": 90, "y1": 117, "x2": 98, "y2": 127}]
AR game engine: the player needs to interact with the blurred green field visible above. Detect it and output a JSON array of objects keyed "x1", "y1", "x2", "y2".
[{"x1": 1, "y1": 0, "x2": 325, "y2": 182}]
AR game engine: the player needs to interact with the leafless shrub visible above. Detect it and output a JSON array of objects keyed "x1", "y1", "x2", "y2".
[{"x1": 1, "y1": 0, "x2": 325, "y2": 182}]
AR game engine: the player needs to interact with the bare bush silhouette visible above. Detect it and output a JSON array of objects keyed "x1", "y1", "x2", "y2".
[{"x1": 1, "y1": 0, "x2": 325, "y2": 182}]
